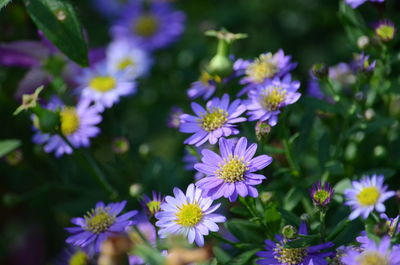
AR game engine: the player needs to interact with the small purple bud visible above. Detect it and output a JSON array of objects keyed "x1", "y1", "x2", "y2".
[{"x1": 310, "y1": 182, "x2": 334, "y2": 207}]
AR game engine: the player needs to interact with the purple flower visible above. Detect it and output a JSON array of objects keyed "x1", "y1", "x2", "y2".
[
  {"x1": 329, "y1": 63, "x2": 356, "y2": 86},
  {"x1": 111, "y1": 1, "x2": 185, "y2": 51},
  {"x1": 187, "y1": 71, "x2": 223, "y2": 100},
  {"x1": 91, "y1": 0, "x2": 132, "y2": 18},
  {"x1": 234, "y1": 49, "x2": 297, "y2": 96},
  {"x1": 180, "y1": 94, "x2": 247, "y2": 146},
  {"x1": 57, "y1": 246, "x2": 92, "y2": 265},
  {"x1": 310, "y1": 182, "x2": 334, "y2": 207},
  {"x1": 167, "y1": 106, "x2": 183, "y2": 129},
  {"x1": 345, "y1": 0, "x2": 384, "y2": 8},
  {"x1": 344, "y1": 175, "x2": 395, "y2": 220},
  {"x1": 341, "y1": 236, "x2": 400, "y2": 265},
  {"x1": 351, "y1": 53, "x2": 376, "y2": 73},
  {"x1": 32, "y1": 98, "x2": 102, "y2": 157},
  {"x1": 195, "y1": 137, "x2": 272, "y2": 202},
  {"x1": 245, "y1": 75, "x2": 301, "y2": 126},
  {"x1": 65, "y1": 200, "x2": 137, "y2": 253},
  {"x1": 155, "y1": 184, "x2": 226, "y2": 246},
  {"x1": 257, "y1": 222, "x2": 334, "y2": 265},
  {"x1": 140, "y1": 191, "x2": 164, "y2": 216},
  {"x1": 374, "y1": 19, "x2": 396, "y2": 42},
  {"x1": 380, "y1": 213, "x2": 400, "y2": 237}
]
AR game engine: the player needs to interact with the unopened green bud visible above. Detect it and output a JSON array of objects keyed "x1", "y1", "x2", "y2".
[
  {"x1": 282, "y1": 225, "x2": 297, "y2": 239},
  {"x1": 129, "y1": 184, "x2": 142, "y2": 197},
  {"x1": 112, "y1": 137, "x2": 130, "y2": 154},
  {"x1": 259, "y1": 191, "x2": 273, "y2": 204}
]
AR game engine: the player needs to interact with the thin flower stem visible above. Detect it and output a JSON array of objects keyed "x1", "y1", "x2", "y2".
[
  {"x1": 239, "y1": 197, "x2": 273, "y2": 238},
  {"x1": 319, "y1": 210, "x2": 326, "y2": 241},
  {"x1": 282, "y1": 138, "x2": 299, "y2": 176}
]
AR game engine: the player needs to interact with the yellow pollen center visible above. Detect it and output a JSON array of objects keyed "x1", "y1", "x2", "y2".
[
  {"x1": 146, "y1": 201, "x2": 161, "y2": 215},
  {"x1": 60, "y1": 107, "x2": 80, "y2": 136},
  {"x1": 376, "y1": 25, "x2": 395, "y2": 40},
  {"x1": 261, "y1": 87, "x2": 286, "y2": 111},
  {"x1": 85, "y1": 208, "x2": 115, "y2": 234},
  {"x1": 313, "y1": 190, "x2": 330, "y2": 204},
  {"x1": 134, "y1": 15, "x2": 158, "y2": 37},
  {"x1": 69, "y1": 251, "x2": 88, "y2": 265},
  {"x1": 89, "y1": 76, "x2": 116, "y2": 92},
  {"x1": 176, "y1": 203, "x2": 203, "y2": 227},
  {"x1": 200, "y1": 108, "x2": 228, "y2": 132},
  {"x1": 117, "y1": 58, "x2": 135, "y2": 70},
  {"x1": 356, "y1": 251, "x2": 388, "y2": 265},
  {"x1": 216, "y1": 156, "x2": 248, "y2": 183},
  {"x1": 274, "y1": 244, "x2": 307, "y2": 265},
  {"x1": 357, "y1": 187, "x2": 380, "y2": 206},
  {"x1": 246, "y1": 53, "x2": 278, "y2": 83},
  {"x1": 200, "y1": 71, "x2": 222, "y2": 85}
]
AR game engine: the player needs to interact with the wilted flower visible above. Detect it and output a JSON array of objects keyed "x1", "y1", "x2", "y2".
[
  {"x1": 374, "y1": 19, "x2": 396, "y2": 42},
  {"x1": 140, "y1": 191, "x2": 164, "y2": 216},
  {"x1": 195, "y1": 137, "x2": 272, "y2": 201},
  {"x1": 245, "y1": 75, "x2": 301, "y2": 126},
  {"x1": 179, "y1": 94, "x2": 246, "y2": 146},
  {"x1": 310, "y1": 182, "x2": 334, "y2": 207},
  {"x1": 111, "y1": 1, "x2": 185, "y2": 51},
  {"x1": 65, "y1": 201, "x2": 137, "y2": 252},
  {"x1": 345, "y1": 0, "x2": 384, "y2": 9},
  {"x1": 155, "y1": 184, "x2": 226, "y2": 246},
  {"x1": 167, "y1": 106, "x2": 183, "y2": 129},
  {"x1": 187, "y1": 71, "x2": 222, "y2": 100},
  {"x1": 344, "y1": 175, "x2": 395, "y2": 220}
]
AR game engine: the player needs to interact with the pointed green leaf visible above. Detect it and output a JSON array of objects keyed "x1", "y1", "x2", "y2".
[
  {"x1": 0, "y1": 0, "x2": 12, "y2": 10},
  {"x1": 0, "y1": 139, "x2": 21, "y2": 158}
]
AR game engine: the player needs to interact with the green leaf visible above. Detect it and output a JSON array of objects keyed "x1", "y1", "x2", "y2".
[
  {"x1": 22, "y1": 0, "x2": 88, "y2": 66},
  {"x1": 0, "y1": 139, "x2": 21, "y2": 158},
  {"x1": 278, "y1": 208, "x2": 300, "y2": 226},
  {"x1": 225, "y1": 219, "x2": 264, "y2": 244},
  {"x1": 225, "y1": 249, "x2": 260, "y2": 265},
  {"x1": 213, "y1": 246, "x2": 231, "y2": 264},
  {"x1": 0, "y1": 0, "x2": 12, "y2": 10},
  {"x1": 284, "y1": 234, "x2": 320, "y2": 248}
]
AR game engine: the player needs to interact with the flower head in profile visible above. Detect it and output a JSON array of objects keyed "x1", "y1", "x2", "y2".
[
  {"x1": 106, "y1": 39, "x2": 151, "y2": 81},
  {"x1": 167, "y1": 106, "x2": 183, "y2": 129},
  {"x1": 245, "y1": 75, "x2": 301, "y2": 126},
  {"x1": 257, "y1": 222, "x2": 334, "y2": 265},
  {"x1": 380, "y1": 213, "x2": 400, "y2": 237},
  {"x1": 155, "y1": 184, "x2": 226, "y2": 246},
  {"x1": 140, "y1": 191, "x2": 164, "y2": 216},
  {"x1": 187, "y1": 71, "x2": 222, "y2": 100},
  {"x1": 195, "y1": 137, "x2": 272, "y2": 202},
  {"x1": 111, "y1": 1, "x2": 185, "y2": 51},
  {"x1": 77, "y1": 62, "x2": 136, "y2": 111},
  {"x1": 374, "y1": 19, "x2": 396, "y2": 42},
  {"x1": 32, "y1": 98, "x2": 102, "y2": 157},
  {"x1": 234, "y1": 49, "x2": 297, "y2": 96},
  {"x1": 66, "y1": 201, "x2": 137, "y2": 253},
  {"x1": 341, "y1": 236, "x2": 400, "y2": 265},
  {"x1": 310, "y1": 182, "x2": 334, "y2": 207},
  {"x1": 179, "y1": 94, "x2": 247, "y2": 146},
  {"x1": 344, "y1": 175, "x2": 395, "y2": 220},
  {"x1": 345, "y1": 0, "x2": 384, "y2": 9},
  {"x1": 352, "y1": 53, "x2": 376, "y2": 73}
]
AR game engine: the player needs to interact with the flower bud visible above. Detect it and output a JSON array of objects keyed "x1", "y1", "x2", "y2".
[
  {"x1": 259, "y1": 191, "x2": 273, "y2": 204},
  {"x1": 310, "y1": 182, "x2": 334, "y2": 207},
  {"x1": 282, "y1": 225, "x2": 297, "y2": 240},
  {"x1": 311, "y1": 63, "x2": 328, "y2": 79},
  {"x1": 357, "y1": 36, "x2": 369, "y2": 50},
  {"x1": 112, "y1": 137, "x2": 130, "y2": 154},
  {"x1": 208, "y1": 53, "x2": 233, "y2": 77},
  {"x1": 374, "y1": 20, "x2": 396, "y2": 42},
  {"x1": 34, "y1": 108, "x2": 60, "y2": 134},
  {"x1": 129, "y1": 184, "x2": 143, "y2": 197}
]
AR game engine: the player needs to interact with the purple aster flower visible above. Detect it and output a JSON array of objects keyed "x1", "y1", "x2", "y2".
[
  {"x1": 140, "y1": 191, "x2": 164, "y2": 216},
  {"x1": 33, "y1": 98, "x2": 102, "y2": 157},
  {"x1": 111, "y1": 1, "x2": 185, "y2": 51},
  {"x1": 344, "y1": 175, "x2": 395, "y2": 220},
  {"x1": 65, "y1": 200, "x2": 137, "y2": 253},
  {"x1": 187, "y1": 71, "x2": 223, "y2": 100},
  {"x1": 195, "y1": 137, "x2": 272, "y2": 202},
  {"x1": 380, "y1": 213, "x2": 400, "y2": 237},
  {"x1": 155, "y1": 184, "x2": 226, "y2": 247},
  {"x1": 245, "y1": 75, "x2": 301, "y2": 126},
  {"x1": 167, "y1": 106, "x2": 183, "y2": 129},
  {"x1": 256, "y1": 222, "x2": 334, "y2": 265},
  {"x1": 374, "y1": 19, "x2": 396, "y2": 42},
  {"x1": 351, "y1": 53, "x2": 376, "y2": 73},
  {"x1": 341, "y1": 236, "x2": 400, "y2": 265},
  {"x1": 329, "y1": 63, "x2": 356, "y2": 86},
  {"x1": 234, "y1": 49, "x2": 297, "y2": 96},
  {"x1": 310, "y1": 182, "x2": 334, "y2": 207},
  {"x1": 345, "y1": 0, "x2": 384, "y2": 8},
  {"x1": 179, "y1": 94, "x2": 247, "y2": 146},
  {"x1": 91, "y1": 0, "x2": 132, "y2": 18},
  {"x1": 77, "y1": 62, "x2": 136, "y2": 111}
]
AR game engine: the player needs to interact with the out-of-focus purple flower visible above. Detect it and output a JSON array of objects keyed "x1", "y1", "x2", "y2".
[
  {"x1": 341, "y1": 236, "x2": 400, "y2": 265},
  {"x1": 245, "y1": 75, "x2": 301, "y2": 126},
  {"x1": 179, "y1": 94, "x2": 247, "y2": 146},
  {"x1": 380, "y1": 213, "x2": 400, "y2": 237},
  {"x1": 374, "y1": 19, "x2": 396, "y2": 42},
  {"x1": 310, "y1": 182, "x2": 334, "y2": 207},
  {"x1": 167, "y1": 106, "x2": 183, "y2": 129},
  {"x1": 329, "y1": 63, "x2": 356, "y2": 86},
  {"x1": 195, "y1": 137, "x2": 272, "y2": 202},
  {"x1": 140, "y1": 191, "x2": 164, "y2": 216},
  {"x1": 155, "y1": 184, "x2": 226, "y2": 246},
  {"x1": 344, "y1": 175, "x2": 395, "y2": 220},
  {"x1": 57, "y1": 246, "x2": 92, "y2": 265},
  {"x1": 307, "y1": 78, "x2": 325, "y2": 100},
  {"x1": 111, "y1": 1, "x2": 185, "y2": 51},
  {"x1": 352, "y1": 53, "x2": 376, "y2": 73},
  {"x1": 91, "y1": 0, "x2": 132, "y2": 18},
  {"x1": 234, "y1": 49, "x2": 297, "y2": 96},
  {"x1": 33, "y1": 98, "x2": 102, "y2": 157},
  {"x1": 345, "y1": 0, "x2": 384, "y2": 8},
  {"x1": 128, "y1": 215, "x2": 157, "y2": 265},
  {"x1": 187, "y1": 71, "x2": 223, "y2": 100},
  {"x1": 65, "y1": 200, "x2": 137, "y2": 253},
  {"x1": 256, "y1": 222, "x2": 334, "y2": 265},
  {"x1": 0, "y1": 41, "x2": 49, "y2": 67}
]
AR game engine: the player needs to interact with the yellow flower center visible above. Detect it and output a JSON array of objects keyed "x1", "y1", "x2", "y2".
[
  {"x1": 85, "y1": 207, "x2": 116, "y2": 234},
  {"x1": 176, "y1": 203, "x2": 203, "y2": 227},
  {"x1": 274, "y1": 244, "x2": 307, "y2": 265},
  {"x1": 200, "y1": 71, "x2": 222, "y2": 85},
  {"x1": 376, "y1": 25, "x2": 395, "y2": 41},
  {"x1": 60, "y1": 107, "x2": 80, "y2": 136},
  {"x1": 134, "y1": 15, "x2": 158, "y2": 37},
  {"x1": 146, "y1": 200, "x2": 161, "y2": 215},
  {"x1": 69, "y1": 251, "x2": 88, "y2": 265},
  {"x1": 200, "y1": 108, "x2": 228, "y2": 132},
  {"x1": 216, "y1": 156, "x2": 248, "y2": 183},
  {"x1": 246, "y1": 53, "x2": 278, "y2": 83},
  {"x1": 261, "y1": 87, "x2": 286, "y2": 111},
  {"x1": 357, "y1": 187, "x2": 380, "y2": 206},
  {"x1": 313, "y1": 190, "x2": 330, "y2": 204},
  {"x1": 356, "y1": 251, "x2": 388, "y2": 265},
  {"x1": 117, "y1": 58, "x2": 135, "y2": 70},
  {"x1": 89, "y1": 76, "x2": 116, "y2": 93}
]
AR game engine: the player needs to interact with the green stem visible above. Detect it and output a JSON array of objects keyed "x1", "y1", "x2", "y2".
[
  {"x1": 319, "y1": 210, "x2": 326, "y2": 241},
  {"x1": 239, "y1": 197, "x2": 273, "y2": 237},
  {"x1": 282, "y1": 138, "x2": 299, "y2": 176}
]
